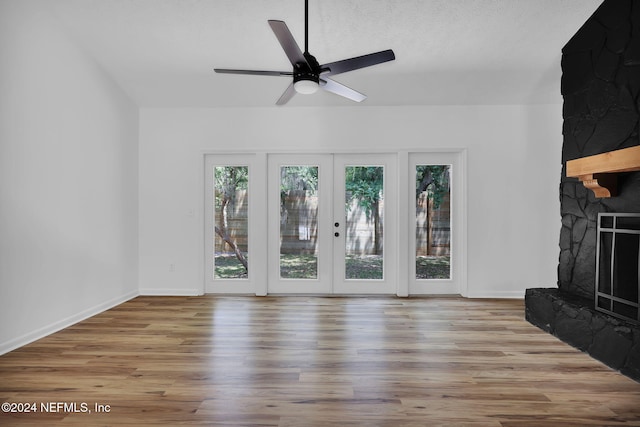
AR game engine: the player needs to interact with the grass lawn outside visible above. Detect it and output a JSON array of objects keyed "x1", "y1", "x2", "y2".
[
  {"x1": 214, "y1": 253, "x2": 248, "y2": 279},
  {"x1": 215, "y1": 253, "x2": 451, "y2": 281},
  {"x1": 416, "y1": 255, "x2": 451, "y2": 279}
]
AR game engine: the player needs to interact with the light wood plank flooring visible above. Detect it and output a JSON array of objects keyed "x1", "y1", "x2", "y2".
[{"x1": 1, "y1": 296, "x2": 640, "y2": 426}]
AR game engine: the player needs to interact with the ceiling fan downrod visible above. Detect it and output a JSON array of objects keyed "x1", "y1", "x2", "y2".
[
  {"x1": 304, "y1": 0, "x2": 309, "y2": 53},
  {"x1": 294, "y1": 0, "x2": 319, "y2": 93}
]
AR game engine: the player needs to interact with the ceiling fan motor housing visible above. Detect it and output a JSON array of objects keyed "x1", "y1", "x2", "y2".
[
  {"x1": 294, "y1": 52, "x2": 321, "y2": 83},
  {"x1": 293, "y1": 52, "x2": 321, "y2": 93},
  {"x1": 293, "y1": 68, "x2": 319, "y2": 84}
]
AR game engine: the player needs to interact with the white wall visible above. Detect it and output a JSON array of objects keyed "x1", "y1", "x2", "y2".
[
  {"x1": 139, "y1": 105, "x2": 562, "y2": 297},
  {"x1": 0, "y1": 0, "x2": 139, "y2": 353}
]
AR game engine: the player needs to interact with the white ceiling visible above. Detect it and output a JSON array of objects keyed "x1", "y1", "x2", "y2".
[{"x1": 42, "y1": 0, "x2": 602, "y2": 107}]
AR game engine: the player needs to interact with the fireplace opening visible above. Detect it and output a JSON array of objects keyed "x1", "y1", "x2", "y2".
[{"x1": 596, "y1": 213, "x2": 640, "y2": 324}]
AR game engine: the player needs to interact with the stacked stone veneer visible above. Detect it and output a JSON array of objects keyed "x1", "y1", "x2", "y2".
[{"x1": 526, "y1": 0, "x2": 640, "y2": 382}]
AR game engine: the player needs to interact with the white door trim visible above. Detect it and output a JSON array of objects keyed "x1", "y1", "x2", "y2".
[
  {"x1": 267, "y1": 154, "x2": 333, "y2": 294},
  {"x1": 204, "y1": 153, "x2": 267, "y2": 294},
  {"x1": 408, "y1": 151, "x2": 467, "y2": 296},
  {"x1": 332, "y1": 153, "x2": 398, "y2": 294}
]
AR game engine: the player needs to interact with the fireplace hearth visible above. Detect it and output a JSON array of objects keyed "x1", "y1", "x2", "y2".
[{"x1": 526, "y1": 288, "x2": 640, "y2": 382}]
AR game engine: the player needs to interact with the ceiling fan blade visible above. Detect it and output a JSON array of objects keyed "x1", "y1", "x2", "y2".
[
  {"x1": 214, "y1": 68, "x2": 293, "y2": 77},
  {"x1": 321, "y1": 49, "x2": 395, "y2": 76},
  {"x1": 276, "y1": 82, "x2": 297, "y2": 105},
  {"x1": 268, "y1": 20, "x2": 309, "y2": 68},
  {"x1": 320, "y1": 78, "x2": 366, "y2": 102}
]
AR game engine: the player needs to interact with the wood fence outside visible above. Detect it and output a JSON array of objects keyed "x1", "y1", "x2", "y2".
[
  {"x1": 416, "y1": 191, "x2": 451, "y2": 256},
  {"x1": 215, "y1": 189, "x2": 450, "y2": 256}
]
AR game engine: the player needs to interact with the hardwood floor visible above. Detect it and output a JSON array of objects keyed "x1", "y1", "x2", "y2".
[{"x1": 1, "y1": 296, "x2": 639, "y2": 426}]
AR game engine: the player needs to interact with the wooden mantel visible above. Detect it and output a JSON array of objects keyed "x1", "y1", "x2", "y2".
[{"x1": 566, "y1": 145, "x2": 640, "y2": 198}]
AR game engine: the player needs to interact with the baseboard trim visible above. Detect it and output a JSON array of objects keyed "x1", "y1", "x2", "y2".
[
  {"x1": 465, "y1": 290, "x2": 525, "y2": 299},
  {"x1": 138, "y1": 288, "x2": 203, "y2": 296},
  {"x1": 0, "y1": 290, "x2": 139, "y2": 355}
]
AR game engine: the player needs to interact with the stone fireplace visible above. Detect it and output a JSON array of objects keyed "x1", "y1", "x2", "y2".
[{"x1": 525, "y1": 0, "x2": 640, "y2": 382}]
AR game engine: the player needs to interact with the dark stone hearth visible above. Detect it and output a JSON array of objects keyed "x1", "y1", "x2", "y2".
[
  {"x1": 629, "y1": 333, "x2": 640, "y2": 380},
  {"x1": 524, "y1": 291, "x2": 555, "y2": 332},
  {"x1": 591, "y1": 325, "x2": 634, "y2": 370},
  {"x1": 556, "y1": 311, "x2": 594, "y2": 351},
  {"x1": 525, "y1": 289, "x2": 640, "y2": 382}
]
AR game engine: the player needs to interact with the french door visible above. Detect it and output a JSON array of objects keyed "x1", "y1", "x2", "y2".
[
  {"x1": 205, "y1": 150, "x2": 464, "y2": 296},
  {"x1": 267, "y1": 154, "x2": 397, "y2": 294}
]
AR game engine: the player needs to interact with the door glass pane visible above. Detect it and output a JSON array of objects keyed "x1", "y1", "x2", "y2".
[
  {"x1": 416, "y1": 165, "x2": 451, "y2": 279},
  {"x1": 344, "y1": 166, "x2": 384, "y2": 280},
  {"x1": 280, "y1": 166, "x2": 319, "y2": 279},
  {"x1": 214, "y1": 166, "x2": 249, "y2": 279}
]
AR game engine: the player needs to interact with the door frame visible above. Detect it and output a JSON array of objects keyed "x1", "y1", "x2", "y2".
[
  {"x1": 266, "y1": 153, "x2": 398, "y2": 294},
  {"x1": 332, "y1": 153, "x2": 398, "y2": 294},
  {"x1": 203, "y1": 153, "x2": 267, "y2": 294},
  {"x1": 404, "y1": 151, "x2": 467, "y2": 296},
  {"x1": 267, "y1": 154, "x2": 334, "y2": 294}
]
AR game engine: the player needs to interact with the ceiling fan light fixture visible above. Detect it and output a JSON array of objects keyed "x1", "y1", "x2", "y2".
[{"x1": 294, "y1": 78, "x2": 319, "y2": 94}]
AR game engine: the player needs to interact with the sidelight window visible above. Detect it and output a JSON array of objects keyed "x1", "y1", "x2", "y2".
[
  {"x1": 214, "y1": 166, "x2": 249, "y2": 279},
  {"x1": 415, "y1": 164, "x2": 451, "y2": 280}
]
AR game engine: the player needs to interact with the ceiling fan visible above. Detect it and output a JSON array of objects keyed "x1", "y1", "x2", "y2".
[{"x1": 214, "y1": 0, "x2": 395, "y2": 105}]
